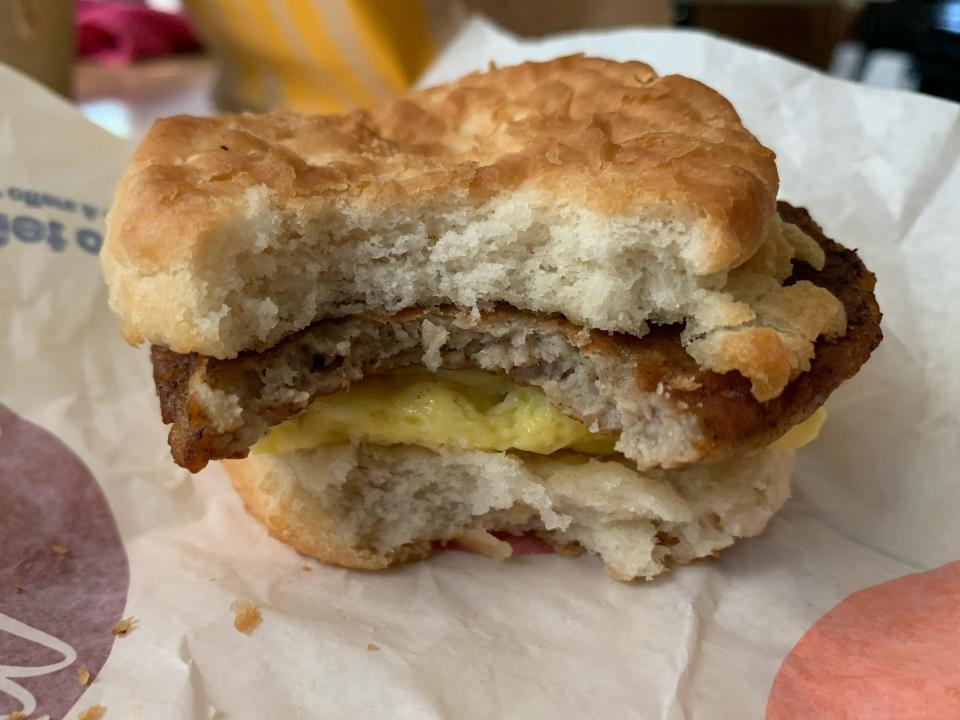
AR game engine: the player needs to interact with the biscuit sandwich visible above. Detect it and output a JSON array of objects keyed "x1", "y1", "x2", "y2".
[{"x1": 101, "y1": 56, "x2": 881, "y2": 580}]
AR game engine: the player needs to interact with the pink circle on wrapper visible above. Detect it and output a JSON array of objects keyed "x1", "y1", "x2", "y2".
[
  {"x1": 0, "y1": 404, "x2": 129, "y2": 719},
  {"x1": 766, "y1": 560, "x2": 960, "y2": 719}
]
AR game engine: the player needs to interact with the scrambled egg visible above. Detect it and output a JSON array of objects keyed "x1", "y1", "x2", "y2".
[
  {"x1": 254, "y1": 368, "x2": 614, "y2": 455},
  {"x1": 253, "y1": 368, "x2": 825, "y2": 456}
]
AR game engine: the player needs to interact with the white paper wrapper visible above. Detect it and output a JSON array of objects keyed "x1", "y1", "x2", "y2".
[{"x1": 2, "y1": 19, "x2": 959, "y2": 720}]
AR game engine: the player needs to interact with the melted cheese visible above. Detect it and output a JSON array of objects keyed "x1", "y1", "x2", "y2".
[
  {"x1": 253, "y1": 369, "x2": 825, "y2": 456},
  {"x1": 767, "y1": 406, "x2": 827, "y2": 451}
]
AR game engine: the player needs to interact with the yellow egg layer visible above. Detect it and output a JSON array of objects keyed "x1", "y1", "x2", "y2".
[{"x1": 253, "y1": 368, "x2": 826, "y2": 456}]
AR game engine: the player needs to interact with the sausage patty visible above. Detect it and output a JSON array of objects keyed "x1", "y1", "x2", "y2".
[{"x1": 152, "y1": 202, "x2": 881, "y2": 472}]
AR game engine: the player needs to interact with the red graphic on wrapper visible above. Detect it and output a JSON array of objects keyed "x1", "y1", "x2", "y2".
[
  {"x1": 766, "y1": 561, "x2": 960, "y2": 719},
  {"x1": 0, "y1": 405, "x2": 129, "y2": 719}
]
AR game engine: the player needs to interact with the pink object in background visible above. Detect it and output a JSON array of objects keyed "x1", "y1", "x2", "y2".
[
  {"x1": 76, "y1": 0, "x2": 199, "y2": 64},
  {"x1": 767, "y1": 561, "x2": 960, "y2": 719}
]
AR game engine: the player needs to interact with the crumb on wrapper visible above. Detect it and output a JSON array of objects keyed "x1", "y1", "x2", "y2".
[
  {"x1": 77, "y1": 666, "x2": 91, "y2": 685},
  {"x1": 111, "y1": 617, "x2": 137, "y2": 637},
  {"x1": 231, "y1": 598, "x2": 261, "y2": 634},
  {"x1": 77, "y1": 705, "x2": 105, "y2": 720}
]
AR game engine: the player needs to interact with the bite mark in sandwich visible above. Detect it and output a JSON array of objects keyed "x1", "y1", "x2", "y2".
[{"x1": 101, "y1": 56, "x2": 881, "y2": 580}]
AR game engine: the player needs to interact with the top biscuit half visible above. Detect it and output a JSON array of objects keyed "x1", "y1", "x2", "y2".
[{"x1": 102, "y1": 56, "x2": 812, "y2": 394}]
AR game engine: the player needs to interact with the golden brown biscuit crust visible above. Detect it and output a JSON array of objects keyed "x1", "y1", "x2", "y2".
[{"x1": 107, "y1": 55, "x2": 776, "y2": 274}]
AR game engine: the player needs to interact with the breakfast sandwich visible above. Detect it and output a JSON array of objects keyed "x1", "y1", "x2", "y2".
[{"x1": 101, "y1": 56, "x2": 881, "y2": 580}]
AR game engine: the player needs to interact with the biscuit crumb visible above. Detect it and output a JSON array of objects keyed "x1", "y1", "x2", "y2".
[
  {"x1": 231, "y1": 598, "x2": 261, "y2": 634},
  {"x1": 367, "y1": 643, "x2": 380, "y2": 652},
  {"x1": 52, "y1": 544, "x2": 70, "y2": 554},
  {"x1": 454, "y1": 529, "x2": 512, "y2": 560},
  {"x1": 15, "y1": 586, "x2": 24, "y2": 594},
  {"x1": 7, "y1": 711, "x2": 26, "y2": 720},
  {"x1": 111, "y1": 617, "x2": 137, "y2": 637},
  {"x1": 301, "y1": 565, "x2": 312, "y2": 572},
  {"x1": 77, "y1": 705, "x2": 105, "y2": 720},
  {"x1": 553, "y1": 540, "x2": 585, "y2": 558},
  {"x1": 669, "y1": 375, "x2": 702, "y2": 392},
  {"x1": 77, "y1": 666, "x2": 91, "y2": 685}
]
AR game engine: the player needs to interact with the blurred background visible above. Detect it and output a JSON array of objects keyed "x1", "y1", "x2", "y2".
[{"x1": 0, "y1": 0, "x2": 957, "y2": 139}]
